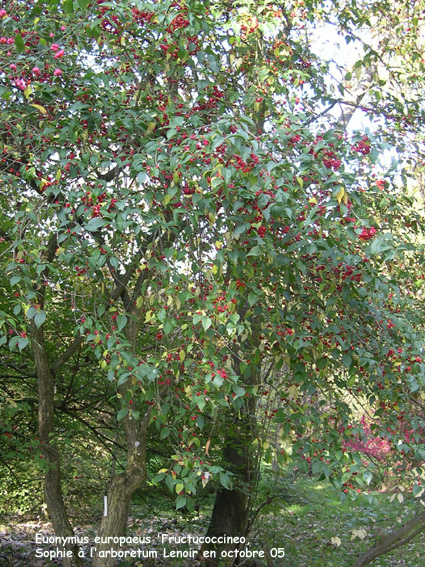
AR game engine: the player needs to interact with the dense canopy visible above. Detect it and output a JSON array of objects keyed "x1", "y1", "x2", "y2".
[{"x1": 1, "y1": 1, "x2": 425, "y2": 566}]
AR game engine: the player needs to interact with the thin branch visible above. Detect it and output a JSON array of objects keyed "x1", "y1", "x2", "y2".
[
  {"x1": 52, "y1": 336, "x2": 84, "y2": 376},
  {"x1": 57, "y1": 407, "x2": 126, "y2": 458}
]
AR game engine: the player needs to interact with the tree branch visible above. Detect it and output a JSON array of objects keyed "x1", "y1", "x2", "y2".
[
  {"x1": 353, "y1": 510, "x2": 425, "y2": 567},
  {"x1": 52, "y1": 336, "x2": 84, "y2": 376}
]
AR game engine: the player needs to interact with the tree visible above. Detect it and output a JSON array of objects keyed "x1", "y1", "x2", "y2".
[{"x1": 1, "y1": 1, "x2": 424, "y2": 566}]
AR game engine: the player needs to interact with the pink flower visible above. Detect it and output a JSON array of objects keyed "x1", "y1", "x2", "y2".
[
  {"x1": 9, "y1": 63, "x2": 16, "y2": 71},
  {"x1": 51, "y1": 43, "x2": 59, "y2": 52},
  {"x1": 0, "y1": 9, "x2": 7, "y2": 18},
  {"x1": 54, "y1": 49, "x2": 64, "y2": 59},
  {"x1": 32, "y1": 66, "x2": 41, "y2": 76},
  {"x1": 53, "y1": 68, "x2": 62, "y2": 76}
]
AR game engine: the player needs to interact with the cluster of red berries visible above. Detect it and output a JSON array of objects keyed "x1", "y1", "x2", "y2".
[
  {"x1": 359, "y1": 227, "x2": 377, "y2": 241},
  {"x1": 352, "y1": 136, "x2": 371, "y2": 155}
]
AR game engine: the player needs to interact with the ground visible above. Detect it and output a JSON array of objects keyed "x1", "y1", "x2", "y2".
[{"x1": 1, "y1": 478, "x2": 424, "y2": 567}]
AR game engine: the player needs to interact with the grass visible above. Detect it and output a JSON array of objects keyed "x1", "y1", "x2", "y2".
[
  {"x1": 126, "y1": 474, "x2": 425, "y2": 567},
  {"x1": 247, "y1": 475, "x2": 425, "y2": 567}
]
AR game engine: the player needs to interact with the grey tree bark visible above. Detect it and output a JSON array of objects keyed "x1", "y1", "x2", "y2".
[{"x1": 353, "y1": 510, "x2": 425, "y2": 567}]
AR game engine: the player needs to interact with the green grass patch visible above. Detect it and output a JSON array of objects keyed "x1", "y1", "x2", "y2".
[{"x1": 249, "y1": 476, "x2": 425, "y2": 567}]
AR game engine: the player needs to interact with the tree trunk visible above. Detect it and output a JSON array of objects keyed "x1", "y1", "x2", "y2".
[
  {"x1": 33, "y1": 325, "x2": 83, "y2": 567},
  {"x1": 30, "y1": 233, "x2": 152, "y2": 567},
  {"x1": 91, "y1": 272, "x2": 151, "y2": 567},
  {"x1": 202, "y1": 488, "x2": 249, "y2": 565},
  {"x1": 92, "y1": 409, "x2": 149, "y2": 567},
  {"x1": 92, "y1": 471, "x2": 142, "y2": 567},
  {"x1": 201, "y1": 302, "x2": 260, "y2": 565},
  {"x1": 353, "y1": 510, "x2": 425, "y2": 567},
  {"x1": 201, "y1": 404, "x2": 257, "y2": 565}
]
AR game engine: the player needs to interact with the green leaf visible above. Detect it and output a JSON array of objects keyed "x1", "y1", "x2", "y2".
[
  {"x1": 117, "y1": 314, "x2": 127, "y2": 331},
  {"x1": 270, "y1": 205, "x2": 284, "y2": 219},
  {"x1": 219, "y1": 472, "x2": 232, "y2": 490},
  {"x1": 193, "y1": 313, "x2": 203, "y2": 325},
  {"x1": 34, "y1": 311, "x2": 46, "y2": 328},
  {"x1": 247, "y1": 246, "x2": 262, "y2": 257},
  {"x1": 160, "y1": 427, "x2": 170, "y2": 439},
  {"x1": 85, "y1": 217, "x2": 105, "y2": 232},
  {"x1": 117, "y1": 408, "x2": 128, "y2": 421},
  {"x1": 213, "y1": 374, "x2": 224, "y2": 388},
  {"x1": 211, "y1": 176, "x2": 223, "y2": 188},
  {"x1": 209, "y1": 466, "x2": 224, "y2": 474},
  {"x1": 10, "y1": 276, "x2": 21, "y2": 287},
  {"x1": 157, "y1": 309, "x2": 166, "y2": 323},
  {"x1": 78, "y1": 0, "x2": 90, "y2": 9},
  {"x1": 196, "y1": 414, "x2": 205, "y2": 429},
  {"x1": 248, "y1": 291, "x2": 258, "y2": 307},
  {"x1": 233, "y1": 224, "x2": 247, "y2": 238},
  {"x1": 10, "y1": 336, "x2": 29, "y2": 354},
  {"x1": 416, "y1": 448, "x2": 425, "y2": 461},
  {"x1": 363, "y1": 471, "x2": 373, "y2": 486},
  {"x1": 9, "y1": 336, "x2": 19, "y2": 351},
  {"x1": 147, "y1": 367, "x2": 159, "y2": 382},
  {"x1": 233, "y1": 385, "x2": 245, "y2": 398},
  {"x1": 176, "y1": 495, "x2": 186, "y2": 510},
  {"x1": 15, "y1": 35, "x2": 25, "y2": 54},
  {"x1": 63, "y1": 0, "x2": 74, "y2": 14},
  {"x1": 202, "y1": 317, "x2": 212, "y2": 331},
  {"x1": 137, "y1": 171, "x2": 147, "y2": 184}
]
